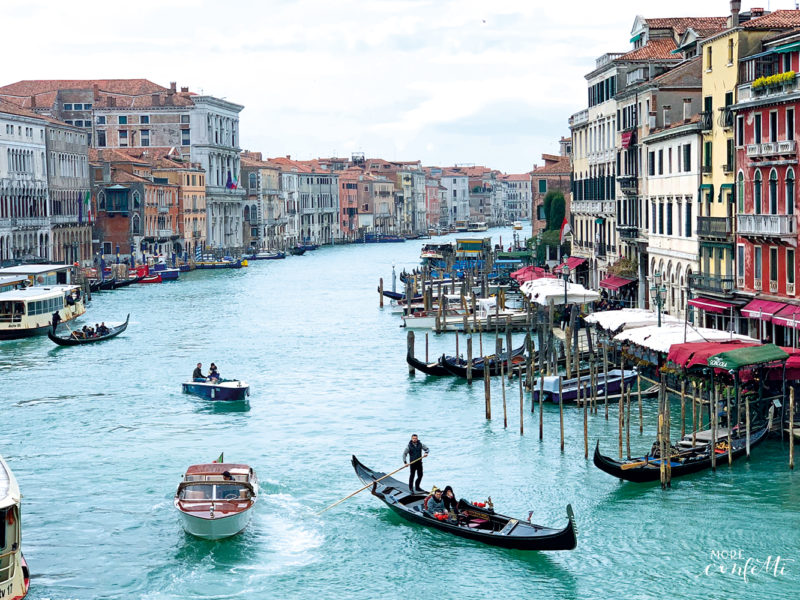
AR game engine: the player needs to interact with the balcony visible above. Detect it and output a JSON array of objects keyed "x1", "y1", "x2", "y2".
[
  {"x1": 737, "y1": 76, "x2": 800, "y2": 103},
  {"x1": 13, "y1": 217, "x2": 49, "y2": 228},
  {"x1": 50, "y1": 214, "x2": 79, "y2": 225},
  {"x1": 158, "y1": 206, "x2": 169, "y2": 213},
  {"x1": 618, "y1": 175, "x2": 637, "y2": 195},
  {"x1": 746, "y1": 140, "x2": 796, "y2": 158},
  {"x1": 701, "y1": 165, "x2": 712, "y2": 174},
  {"x1": 158, "y1": 229, "x2": 173, "y2": 238},
  {"x1": 569, "y1": 109, "x2": 589, "y2": 128},
  {"x1": 700, "y1": 111, "x2": 713, "y2": 131},
  {"x1": 571, "y1": 200, "x2": 615, "y2": 215},
  {"x1": 696, "y1": 216, "x2": 732, "y2": 239},
  {"x1": 736, "y1": 213, "x2": 795, "y2": 239},
  {"x1": 689, "y1": 273, "x2": 735, "y2": 296},
  {"x1": 192, "y1": 231, "x2": 201, "y2": 238},
  {"x1": 617, "y1": 225, "x2": 639, "y2": 241}
]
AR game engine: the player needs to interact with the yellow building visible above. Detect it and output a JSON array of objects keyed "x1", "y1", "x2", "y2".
[
  {"x1": 151, "y1": 154, "x2": 207, "y2": 258},
  {"x1": 695, "y1": 8, "x2": 800, "y2": 304}
]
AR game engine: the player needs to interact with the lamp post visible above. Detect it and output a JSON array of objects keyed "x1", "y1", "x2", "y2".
[
  {"x1": 650, "y1": 271, "x2": 667, "y2": 327},
  {"x1": 561, "y1": 262, "x2": 571, "y2": 306}
]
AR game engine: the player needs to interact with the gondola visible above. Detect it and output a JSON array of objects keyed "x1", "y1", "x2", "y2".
[
  {"x1": 351, "y1": 456, "x2": 577, "y2": 551},
  {"x1": 113, "y1": 275, "x2": 143, "y2": 289},
  {"x1": 593, "y1": 423, "x2": 770, "y2": 483},
  {"x1": 48, "y1": 314, "x2": 130, "y2": 346},
  {"x1": 441, "y1": 344, "x2": 527, "y2": 379},
  {"x1": 406, "y1": 353, "x2": 465, "y2": 376},
  {"x1": 289, "y1": 247, "x2": 306, "y2": 256},
  {"x1": 98, "y1": 278, "x2": 116, "y2": 290}
]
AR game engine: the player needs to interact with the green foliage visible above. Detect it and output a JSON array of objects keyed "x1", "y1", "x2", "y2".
[
  {"x1": 543, "y1": 190, "x2": 565, "y2": 231},
  {"x1": 752, "y1": 70, "x2": 795, "y2": 90},
  {"x1": 608, "y1": 257, "x2": 638, "y2": 278}
]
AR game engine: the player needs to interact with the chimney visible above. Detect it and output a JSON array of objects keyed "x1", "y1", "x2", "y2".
[
  {"x1": 29, "y1": 95, "x2": 36, "y2": 108},
  {"x1": 169, "y1": 81, "x2": 176, "y2": 94},
  {"x1": 151, "y1": 94, "x2": 160, "y2": 106},
  {"x1": 683, "y1": 98, "x2": 693, "y2": 122},
  {"x1": 93, "y1": 83, "x2": 99, "y2": 100},
  {"x1": 731, "y1": 0, "x2": 741, "y2": 27},
  {"x1": 286, "y1": 155, "x2": 291, "y2": 159},
  {"x1": 751, "y1": 7, "x2": 765, "y2": 18},
  {"x1": 649, "y1": 110, "x2": 657, "y2": 129},
  {"x1": 662, "y1": 105, "x2": 671, "y2": 127},
  {"x1": 180, "y1": 86, "x2": 189, "y2": 93}
]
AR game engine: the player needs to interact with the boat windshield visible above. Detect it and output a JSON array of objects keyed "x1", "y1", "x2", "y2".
[{"x1": 180, "y1": 484, "x2": 249, "y2": 501}]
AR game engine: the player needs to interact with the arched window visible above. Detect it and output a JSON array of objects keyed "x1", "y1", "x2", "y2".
[
  {"x1": 131, "y1": 214, "x2": 140, "y2": 234},
  {"x1": 249, "y1": 172, "x2": 257, "y2": 189},
  {"x1": 754, "y1": 170, "x2": 762, "y2": 215},
  {"x1": 769, "y1": 168, "x2": 778, "y2": 214},
  {"x1": 243, "y1": 205, "x2": 250, "y2": 222},
  {"x1": 786, "y1": 168, "x2": 795, "y2": 215},
  {"x1": 737, "y1": 171, "x2": 745, "y2": 213},
  {"x1": 133, "y1": 191, "x2": 140, "y2": 208},
  {"x1": 98, "y1": 191, "x2": 106, "y2": 210}
]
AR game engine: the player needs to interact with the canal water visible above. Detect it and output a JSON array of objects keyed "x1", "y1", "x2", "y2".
[{"x1": 3, "y1": 226, "x2": 798, "y2": 600}]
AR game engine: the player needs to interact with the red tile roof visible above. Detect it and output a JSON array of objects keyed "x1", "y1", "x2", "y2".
[
  {"x1": 0, "y1": 79, "x2": 168, "y2": 97},
  {"x1": 619, "y1": 38, "x2": 679, "y2": 61},
  {"x1": 0, "y1": 98, "x2": 79, "y2": 128},
  {"x1": 742, "y1": 10, "x2": 800, "y2": 29},
  {"x1": 532, "y1": 155, "x2": 571, "y2": 175},
  {"x1": 644, "y1": 17, "x2": 728, "y2": 36}
]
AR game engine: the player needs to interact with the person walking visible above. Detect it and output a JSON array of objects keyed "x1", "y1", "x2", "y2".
[{"x1": 402, "y1": 434, "x2": 429, "y2": 492}]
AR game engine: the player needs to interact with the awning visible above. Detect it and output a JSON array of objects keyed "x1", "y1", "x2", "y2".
[
  {"x1": 600, "y1": 275, "x2": 637, "y2": 291},
  {"x1": 621, "y1": 131, "x2": 635, "y2": 149},
  {"x1": 741, "y1": 299, "x2": 789, "y2": 321},
  {"x1": 775, "y1": 40, "x2": 800, "y2": 54},
  {"x1": 687, "y1": 297, "x2": 734, "y2": 314},
  {"x1": 744, "y1": 48, "x2": 776, "y2": 61},
  {"x1": 667, "y1": 340, "x2": 759, "y2": 370},
  {"x1": 630, "y1": 33, "x2": 642, "y2": 44},
  {"x1": 555, "y1": 257, "x2": 586, "y2": 272},
  {"x1": 773, "y1": 304, "x2": 800, "y2": 329},
  {"x1": 707, "y1": 344, "x2": 789, "y2": 370}
]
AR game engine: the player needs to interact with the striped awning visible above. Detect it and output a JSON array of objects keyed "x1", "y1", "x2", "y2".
[
  {"x1": 687, "y1": 297, "x2": 734, "y2": 314},
  {"x1": 741, "y1": 299, "x2": 789, "y2": 321},
  {"x1": 600, "y1": 275, "x2": 636, "y2": 291},
  {"x1": 773, "y1": 304, "x2": 800, "y2": 329}
]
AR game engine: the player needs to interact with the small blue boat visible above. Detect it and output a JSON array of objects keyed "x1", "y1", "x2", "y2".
[
  {"x1": 182, "y1": 379, "x2": 250, "y2": 401},
  {"x1": 533, "y1": 369, "x2": 637, "y2": 404}
]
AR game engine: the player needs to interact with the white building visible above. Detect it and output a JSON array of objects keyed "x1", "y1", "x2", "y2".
[{"x1": 440, "y1": 170, "x2": 470, "y2": 225}]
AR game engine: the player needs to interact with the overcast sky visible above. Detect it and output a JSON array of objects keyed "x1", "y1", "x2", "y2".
[{"x1": 4, "y1": 0, "x2": 799, "y2": 173}]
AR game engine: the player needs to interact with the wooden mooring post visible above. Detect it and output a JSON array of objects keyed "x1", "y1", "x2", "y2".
[
  {"x1": 466, "y1": 335, "x2": 473, "y2": 384},
  {"x1": 711, "y1": 385, "x2": 718, "y2": 471},
  {"x1": 501, "y1": 350, "x2": 507, "y2": 429},
  {"x1": 539, "y1": 372, "x2": 544, "y2": 440},
  {"x1": 638, "y1": 373, "x2": 643, "y2": 433},
  {"x1": 625, "y1": 387, "x2": 631, "y2": 460},
  {"x1": 407, "y1": 331, "x2": 415, "y2": 376},
  {"x1": 583, "y1": 386, "x2": 588, "y2": 459},
  {"x1": 519, "y1": 374, "x2": 524, "y2": 435},
  {"x1": 692, "y1": 382, "x2": 698, "y2": 448},
  {"x1": 726, "y1": 386, "x2": 733, "y2": 466},
  {"x1": 559, "y1": 376, "x2": 564, "y2": 452},
  {"x1": 484, "y1": 355, "x2": 491, "y2": 420},
  {"x1": 790, "y1": 387, "x2": 795, "y2": 470},
  {"x1": 603, "y1": 345, "x2": 610, "y2": 420},
  {"x1": 379, "y1": 277, "x2": 384, "y2": 307},
  {"x1": 425, "y1": 332, "x2": 429, "y2": 363},
  {"x1": 680, "y1": 381, "x2": 686, "y2": 440}
]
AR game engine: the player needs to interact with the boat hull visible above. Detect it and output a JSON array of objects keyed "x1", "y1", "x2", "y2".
[
  {"x1": 178, "y1": 507, "x2": 253, "y2": 540},
  {"x1": 182, "y1": 381, "x2": 250, "y2": 401},
  {"x1": 48, "y1": 315, "x2": 129, "y2": 346},
  {"x1": 533, "y1": 370, "x2": 637, "y2": 403}
]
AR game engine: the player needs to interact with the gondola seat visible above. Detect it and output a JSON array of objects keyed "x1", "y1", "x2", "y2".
[{"x1": 467, "y1": 518, "x2": 489, "y2": 528}]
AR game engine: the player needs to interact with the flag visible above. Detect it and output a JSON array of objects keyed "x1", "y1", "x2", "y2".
[
  {"x1": 85, "y1": 190, "x2": 92, "y2": 223},
  {"x1": 232, "y1": 175, "x2": 238, "y2": 190},
  {"x1": 214, "y1": 452, "x2": 224, "y2": 464},
  {"x1": 559, "y1": 218, "x2": 572, "y2": 244},
  {"x1": 226, "y1": 171, "x2": 233, "y2": 189}
]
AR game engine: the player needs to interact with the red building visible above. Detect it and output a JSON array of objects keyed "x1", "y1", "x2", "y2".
[{"x1": 734, "y1": 29, "x2": 800, "y2": 345}]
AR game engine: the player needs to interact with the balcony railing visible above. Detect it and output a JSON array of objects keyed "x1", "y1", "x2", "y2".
[
  {"x1": 700, "y1": 111, "x2": 713, "y2": 131},
  {"x1": 689, "y1": 273, "x2": 735, "y2": 295},
  {"x1": 747, "y1": 140, "x2": 796, "y2": 158},
  {"x1": 158, "y1": 229, "x2": 173, "y2": 238},
  {"x1": 701, "y1": 165, "x2": 712, "y2": 174},
  {"x1": 696, "y1": 216, "x2": 731, "y2": 239},
  {"x1": 569, "y1": 109, "x2": 589, "y2": 128},
  {"x1": 737, "y1": 76, "x2": 800, "y2": 103},
  {"x1": 192, "y1": 231, "x2": 201, "y2": 238},
  {"x1": 618, "y1": 176, "x2": 637, "y2": 195},
  {"x1": 571, "y1": 200, "x2": 615, "y2": 215},
  {"x1": 736, "y1": 213, "x2": 795, "y2": 238},
  {"x1": 158, "y1": 206, "x2": 169, "y2": 213},
  {"x1": 13, "y1": 217, "x2": 50, "y2": 227},
  {"x1": 50, "y1": 214, "x2": 79, "y2": 224},
  {"x1": 618, "y1": 225, "x2": 639, "y2": 240}
]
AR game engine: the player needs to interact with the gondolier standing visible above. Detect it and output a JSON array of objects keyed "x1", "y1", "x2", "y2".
[{"x1": 403, "y1": 434, "x2": 428, "y2": 492}]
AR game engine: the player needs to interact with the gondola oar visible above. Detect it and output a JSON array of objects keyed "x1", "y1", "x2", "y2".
[{"x1": 317, "y1": 455, "x2": 425, "y2": 515}]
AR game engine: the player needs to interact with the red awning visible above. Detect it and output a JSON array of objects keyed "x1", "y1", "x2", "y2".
[
  {"x1": 773, "y1": 304, "x2": 800, "y2": 329},
  {"x1": 599, "y1": 275, "x2": 636, "y2": 291},
  {"x1": 510, "y1": 266, "x2": 555, "y2": 283},
  {"x1": 555, "y1": 257, "x2": 586, "y2": 272},
  {"x1": 667, "y1": 340, "x2": 759, "y2": 370},
  {"x1": 741, "y1": 299, "x2": 789, "y2": 321},
  {"x1": 621, "y1": 131, "x2": 634, "y2": 149},
  {"x1": 687, "y1": 297, "x2": 734, "y2": 314}
]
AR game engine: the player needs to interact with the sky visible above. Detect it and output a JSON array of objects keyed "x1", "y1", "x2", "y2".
[{"x1": 3, "y1": 0, "x2": 800, "y2": 173}]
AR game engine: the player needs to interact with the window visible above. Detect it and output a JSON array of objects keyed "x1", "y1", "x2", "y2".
[
  {"x1": 787, "y1": 169, "x2": 795, "y2": 215},
  {"x1": 770, "y1": 247, "x2": 778, "y2": 282},
  {"x1": 703, "y1": 141, "x2": 712, "y2": 170},
  {"x1": 181, "y1": 129, "x2": 190, "y2": 146},
  {"x1": 789, "y1": 249, "x2": 796, "y2": 285},
  {"x1": 706, "y1": 46, "x2": 713, "y2": 70},
  {"x1": 788, "y1": 108, "x2": 795, "y2": 141},
  {"x1": 755, "y1": 113, "x2": 762, "y2": 144},
  {"x1": 538, "y1": 179, "x2": 546, "y2": 193},
  {"x1": 769, "y1": 169, "x2": 778, "y2": 214},
  {"x1": 63, "y1": 103, "x2": 73, "y2": 110},
  {"x1": 97, "y1": 115, "x2": 106, "y2": 125},
  {"x1": 736, "y1": 115, "x2": 744, "y2": 146},
  {"x1": 683, "y1": 145, "x2": 691, "y2": 172},
  {"x1": 726, "y1": 139, "x2": 734, "y2": 171},
  {"x1": 728, "y1": 38, "x2": 734, "y2": 64},
  {"x1": 738, "y1": 245, "x2": 745, "y2": 277},
  {"x1": 141, "y1": 115, "x2": 150, "y2": 124},
  {"x1": 658, "y1": 202, "x2": 664, "y2": 234},
  {"x1": 667, "y1": 201, "x2": 673, "y2": 235},
  {"x1": 249, "y1": 173, "x2": 257, "y2": 189},
  {"x1": 658, "y1": 149, "x2": 663, "y2": 175},
  {"x1": 119, "y1": 130, "x2": 128, "y2": 147},
  {"x1": 537, "y1": 205, "x2": 546, "y2": 220},
  {"x1": 737, "y1": 171, "x2": 745, "y2": 213},
  {"x1": 118, "y1": 115, "x2": 127, "y2": 125},
  {"x1": 755, "y1": 246, "x2": 762, "y2": 280},
  {"x1": 754, "y1": 170, "x2": 762, "y2": 214},
  {"x1": 770, "y1": 111, "x2": 778, "y2": 143},
  {"x1": 97, "y1": 130, "x2": 106, "y2": 147},
  {"x1": 103, "y1": 241, "x2": 112, "y2": 255},
  {"x1": 84, "y1": 103, "x2": 92, "y2": 110},
  {"x1": 648, "y1": 151, "x2": 655, "y2": 176},
  {"x1": 181, "y1": 114, "x2": 190, "y2": 124},
  {"x1": 65, "y1": 120, "x2": 73, "y2": 125},
  {"x1": 668, "y1": 148, "x2": 673, "y2": 173},
  {"x1": 685, "y1": 201, "x2": 692, "y2": 237},
  {"x1": 785, "y1": 53, "x2": 792, "y2": 73},
  {"x1": 141, "y1": 129, "x2": 150, "y2": 147}
]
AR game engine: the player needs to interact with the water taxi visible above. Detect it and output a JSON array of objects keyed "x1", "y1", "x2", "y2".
[
  {"x1": 468, "y1": 221, "x2": 489, "y2": 232},
  {"x1": 0, "y1": 285, "x2": 85, "y2": 340},
  {"x1": 0, "y1": 455, "x2": 30, "y2": 599},
  {"x1": 175, "y1": 462, "x2": 258, "y2": 540},
  {"x1": 512, "y1": 221, "x2": 523, "y2": 230}
]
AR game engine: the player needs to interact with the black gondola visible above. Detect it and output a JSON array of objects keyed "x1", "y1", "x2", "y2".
[
  {"x1": 406, "y1": 354, "x2": 464, "y2": 376},
  {"x1": 380, "y1": 289, "x2": 422, "y2": 303},
  {"x1": 593, "y1": 424, "x2": 770, "y2": 483},
  {"x1": 289, "y1": 247, "x2": 306, "y2": 256},
  {"x1": 113, "y1": 275, "x2": 143, "y2": 289},
  {"x1": 351, "y1": 456, "x2": 577, "y2": 551},
  {"x1": 48, "y1": 314, "x2": 130, "y2": 346},
  {"x1": 441, "y1": 344, "x2": 527, "y2": 379},
  {"x1": 89, "y1": 279, "x2": 101, "y2": 292},
  {"x1": 98, "y1": 279, "x2": 116, "y2": 290}
]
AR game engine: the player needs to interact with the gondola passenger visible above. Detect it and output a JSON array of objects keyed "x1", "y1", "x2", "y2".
[
  {"x1": 442, "y1": 485, "x2": 458, "y2": 514},
  {"x1": 423, "y1": 488, "x2": 446, "y2": 516}
]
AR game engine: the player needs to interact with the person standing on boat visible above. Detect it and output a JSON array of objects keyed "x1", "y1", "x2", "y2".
[
  {"x1": 192, "y1": 363, "x2": 206, "y2": 382},
  {"x1": 403, "y1": 434, "x2": 428, "y2": 492}
]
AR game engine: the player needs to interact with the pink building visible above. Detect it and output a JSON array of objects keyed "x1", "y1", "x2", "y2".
[{"x1": 425, "y1": 178, "x2": 441, "y2": 229}]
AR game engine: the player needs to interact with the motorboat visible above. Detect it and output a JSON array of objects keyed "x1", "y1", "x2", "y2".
[
  {"x1": 0, "y1": 455, "x2": 30, "y2": 598},
  {"x1": 182, "y1": 379, "x2": 250, "y2": 401},
  {"x1": 174, "y1": 461, "x2": 258, "y2": 539}
]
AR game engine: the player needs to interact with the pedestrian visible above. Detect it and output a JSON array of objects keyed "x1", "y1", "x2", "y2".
[{"x1": 402, "y1": 434, "x2": 429, "y2": 492}]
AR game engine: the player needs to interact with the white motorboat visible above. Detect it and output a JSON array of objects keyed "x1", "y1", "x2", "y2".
[
  {"x1": 175, "y1": 462, "x2": 258, "y2": 540},
  {"x1": 0, "y1": 455, "x2": 30, "y2": 598}
]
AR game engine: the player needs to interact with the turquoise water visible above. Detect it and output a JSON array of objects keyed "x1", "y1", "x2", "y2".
[{"x1": 3, "y1": 226, "x2": 798, "y2": 600}]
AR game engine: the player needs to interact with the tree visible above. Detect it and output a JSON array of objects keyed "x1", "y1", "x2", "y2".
[{"x1": 545, "y1": 190, "x2": 566, "y2": 231}]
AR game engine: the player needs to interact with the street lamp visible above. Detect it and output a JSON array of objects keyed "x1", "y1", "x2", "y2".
[
  {"x1": 561, "y1": 262, "x2": 571, "y2": 306},
  {"x1": 650, "y1": 271, "x2": 667, "y2": 327}
]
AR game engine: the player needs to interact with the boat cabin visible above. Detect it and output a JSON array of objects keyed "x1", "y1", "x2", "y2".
[
  {"x1": 0, "y1": 276, "x2": 28, "y2": 293},
  {"x1": 0, "y1": 264, "x2": 74, "y2": 286},
  {"x1": 0, "y1": 284, "x2": 85, "y2": 339},
  {"x1": 177, "y1": 463, "x2": 256, "y2": 501}
]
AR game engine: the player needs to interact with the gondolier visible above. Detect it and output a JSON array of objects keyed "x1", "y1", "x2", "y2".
[{"x1": 402, "y1": 434, "x2": 428, "y2": 492}]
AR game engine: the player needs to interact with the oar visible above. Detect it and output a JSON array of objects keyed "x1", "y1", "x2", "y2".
[{"x1": 317, "y1": 455, "x2": 425, "y2": 515}]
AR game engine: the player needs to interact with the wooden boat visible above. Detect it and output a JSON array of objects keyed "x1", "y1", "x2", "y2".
[
  {"x1": 152, "y1": 264, "x2": 180, "y2": 280},
  {"x1": 441, "y1": 344, "x2": 528, "y2": 379},
  {"x1": 139, "y1": 273, "x2": 162, "y2": 283},
  {"x1": 48, "y1": 314, "x2": 129, "y2": 346},
  {"x1": 182, "y1": 379, "x2": 250, "y2": 401},
  {"x1": 407, "y1": 353, "x2": 466, "y2": 376},
  {"x1": 112, "y1": 274, "x2": 143, "y2": 289},
  {"x1": 0, "y1": 455, "x2": 31, "y2": 599},
  {"x1": 98, "y1": 278, "x2": 116, "y2": 290},
  {"x1": 289, "y1": 247, "x2": 306, "y2": 256},
  {"x1": 533, "y1": 369, "x2": 637, "y2": 404},
  {"x1": 297, "y1": 243, "x2": 319, "y2": 251},
  {"x1": 352, "y1": 456, "x2": 576, "y2": 551},
  {"x1": 89, "y1": 278, "x2": 101, "y2": 292},
  {"x1": 593, "y1": 424, "x2": 770, "y2": 483},
  {"x1": 401, "y1": 308, "x2": 470, "y2": 329},
  {"x1": 174, "y1": 462, "x2": 258, "y2": 540},
  {"x1": 248, "y1": 251, "x2": 286, "y2": 260}
]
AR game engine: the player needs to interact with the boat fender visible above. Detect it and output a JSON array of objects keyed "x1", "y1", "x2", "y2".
[{"x1": 211, "y1": 388, "x2": 216, "y2": 399}]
